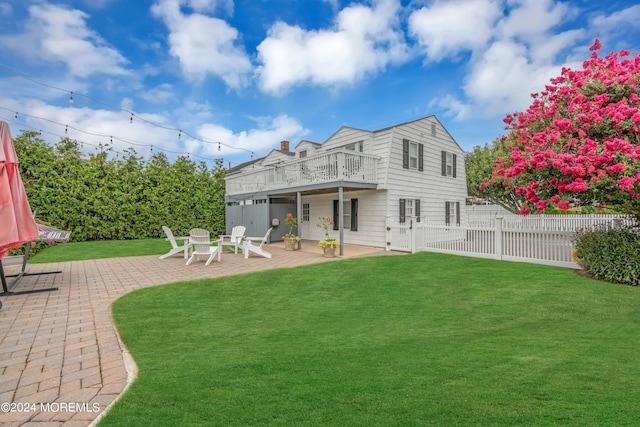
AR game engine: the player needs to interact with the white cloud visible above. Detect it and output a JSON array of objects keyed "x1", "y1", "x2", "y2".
[
  {"x1": 0, "y1": 3, "x2": 128, "y2": 78},
  {"x1": 151, "y1": 0, "x2": 251, "y2": 88},
  {"x1": 197, "y1": 114, "x2": 309, "y2": 156},
  {"x1": 408, "y1": 0, "x2": 502, "y2": 61},
  {"x1": 497, "y1": 0, "x2": 571, "y2": 40},
  {"x1": 256, "y1": 0, "x2": 409, "y2": 94},
  {"x1": 425, "y1": 0, "x2": 587, "y2": 120},
  {"x1": 591, "y1": 4, "x2": 640, "y2": 30}
]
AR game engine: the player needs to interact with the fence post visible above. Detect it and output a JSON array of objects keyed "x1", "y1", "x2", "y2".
[
  {"x1": 410, "y1": 218, "x2": 416, "y2": 254},
  {"x1": 495, "y1": 216, "x2": 503, "y2": 260}
]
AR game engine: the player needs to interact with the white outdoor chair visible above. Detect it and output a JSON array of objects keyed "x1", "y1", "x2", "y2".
[
  {"x1": 219, "y1": 225, "x2": 246, "y2": 254},
  {"x1": 160, "y1": 226, "x2": 189, "y2": 260},
  {"x1": 242, "y1": 227, "x2": 273, "y2": 259},
  {"x1": 186, "y1": 228, "x2": 221, "y2": 266}
]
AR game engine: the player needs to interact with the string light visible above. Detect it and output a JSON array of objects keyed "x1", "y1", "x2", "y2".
[
  {"x1": 218, "y1": 142, "x2": 221, "y2": 151},
  {"x1": 0, "y1": 63, "x2": 257, "y2": 159},
  {"x1": 0, "y1": 111, "x2": 222, "y2": 164},
  {"x1": 65, "y1": 125, "x2": 68, "y2": 134},
  {"x1": 14, "y1": 112, "x2": 17, "y2": 119}
]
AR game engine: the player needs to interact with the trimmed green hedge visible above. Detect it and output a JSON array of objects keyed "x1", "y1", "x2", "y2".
[
  {"x1": 14, "y1": 131, "x2": 226, "y2": 245},
  {"x1": 574, "y1": 226, "x2": 640, "y2": 286}
]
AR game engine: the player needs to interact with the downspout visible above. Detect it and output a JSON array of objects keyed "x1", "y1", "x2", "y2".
[
  {"x1": 296, "y1": 191, "x2": 302, "y2": 250},
  {"x1": 339, "y1": 185, "x2": 344, "y2": 256}
]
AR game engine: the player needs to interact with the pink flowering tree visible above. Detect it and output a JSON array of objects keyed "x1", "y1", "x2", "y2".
[{"x1": 483, "y1": 40, "x2": 640, "y2": 220}]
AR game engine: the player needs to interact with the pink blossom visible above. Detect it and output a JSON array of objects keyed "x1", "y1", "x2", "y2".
[
  {"x1": 618, "y1": 176, "x2": 636, "y2": 189},
  {"x1": 550, "y1": 196, "x2": 561, "y2": 203},
  {"x1": 520, "y1": 206, "x2": 531, "y2": 215},
  {"x1": 558, "y1": 202, "x2": 570, "y2": 210},
  {"x1": 607, "y1": 163, "x2": 627, "y2": 173}
]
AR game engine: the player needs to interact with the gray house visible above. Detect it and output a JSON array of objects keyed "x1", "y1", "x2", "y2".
[{"x1": 224, "y1": 115, "x2": 467, "y2": 252}]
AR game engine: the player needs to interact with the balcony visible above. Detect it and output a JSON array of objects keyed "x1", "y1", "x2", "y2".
[{"x1": 226, "y1": 150, "x2": 380, "y2": 197}]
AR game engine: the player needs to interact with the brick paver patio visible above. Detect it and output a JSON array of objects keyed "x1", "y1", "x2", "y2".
[{"x1": 0, "y1": 243, "x2": 399, "y2": 426}]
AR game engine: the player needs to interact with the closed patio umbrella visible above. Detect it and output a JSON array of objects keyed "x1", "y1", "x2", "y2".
[
  {"x1": 0, "y1": 121, "x2": 61, "y2": 300},
  {"x1": 0, "y1": 120, "x2": 38, "y2": 258}
]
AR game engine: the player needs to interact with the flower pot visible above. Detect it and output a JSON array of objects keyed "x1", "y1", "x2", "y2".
[
  {"x1": 283, "y1": 237, "x2": 298, "y2": 251},
  {"x1": 323, "y1": 246, "x2": 336, "y2": 258}
]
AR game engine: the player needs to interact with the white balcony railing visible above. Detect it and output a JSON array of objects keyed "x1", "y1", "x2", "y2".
[{"x1": 226, "y1": 150, "x2": 379, "y2": 196}]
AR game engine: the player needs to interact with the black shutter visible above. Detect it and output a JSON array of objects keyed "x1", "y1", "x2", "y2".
[
  {"x1": 456, "y1": 202, "x2": 461, "y2": 226},
  {"x1": 415, "y1": 199, "x2": 421, "y2": 223},
  {"x1": 445, "y1": 201, "x2": 450, "y2": 226},
  {"x1": 351, "y1": 199, "x2": 358, "y2": 231},
  {"x1": 453, "y1": 154, "x2": 457, "y2": 178},
  {"x1": 333, "y1": 200, "x2": 339, "y2": 230},
  {"x1": 418, "y1": 143, "x2": 424, "y2": 172},
  {"x1": 403, "y1": 139, "x2": 409, "y2": 169},
  {"x1": 441, "y1": 151, "x2": 446, "y2": 176},
  {"x1": 399, "y1": 199, "x2": 406, "y2": 224}
]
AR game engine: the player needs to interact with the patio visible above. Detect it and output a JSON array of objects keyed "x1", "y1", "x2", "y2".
[{"x1": 0, "y1": 243, "x2": 397, "y2": 426}]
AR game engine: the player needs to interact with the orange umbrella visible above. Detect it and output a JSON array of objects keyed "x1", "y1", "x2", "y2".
[{"x1": 0, "y1": 120, "x2": 38, "y2": 259}]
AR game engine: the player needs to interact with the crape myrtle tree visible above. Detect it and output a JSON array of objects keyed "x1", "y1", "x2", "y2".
[{"x1": 482, "y1": 40, "x2": 640, "y2": 220}]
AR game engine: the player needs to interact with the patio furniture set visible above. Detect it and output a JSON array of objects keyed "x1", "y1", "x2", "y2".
[{"x1": 160, "y1": 225, "x2": 273, "y2": 265}]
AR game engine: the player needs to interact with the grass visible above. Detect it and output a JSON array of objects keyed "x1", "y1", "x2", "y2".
[
  {"x1": 98, "y1": 252, "x2": 640, "y2": 426},
  {"x1": 30, "y1": 239, "x2": 170, "y2": 263}
]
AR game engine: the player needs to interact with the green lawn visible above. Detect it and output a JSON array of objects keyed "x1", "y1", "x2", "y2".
[
  {"x1": 99, "y1": 252, "x2": 640, "y2": 426},
  {"x1": 30, "y1": 239, "x2": 170, "y2": 263}
]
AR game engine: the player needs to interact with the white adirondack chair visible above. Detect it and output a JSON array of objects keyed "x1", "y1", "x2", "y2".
[
  {"x1": 242, "y1": 227, "x2": 273, "y2": 259},
  {"x1": 186, "y1": 228, "x2": 221, "y2": 266},
  {"x1": 219, "y1": 225, "x2": 246, "y2": 254},
  {"x1": 160, "y1": 226, "x2": 189, "y2": 259}
]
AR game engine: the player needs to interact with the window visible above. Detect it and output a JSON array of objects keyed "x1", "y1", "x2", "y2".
[
  {"x1": 344, "y1": 141, "x2": 363, "y2": 152},
  {"x1": 399, "y1": 199, "x2": 421, "y2": 224},
  {"x1": 333, "y1": 199, "x2": 358, "y2": 231},
  {"x1": 409, "y1": 143, "x2": 418, "y2": 169},
  {"x1": 403, "y1": 139, "x2": 424, "y2": 171},
  {"x1": 299, "y1": 150, "x2": 307, "y2": 158},
  {"x1": 441, "y1": 151, "x2": 457, "y2": 177},
  {"x1": 431, "y1": 122, "x2": 436, "y2": 136},
  {"x1": 445, "y1": 201, "x2": 460, "y2": 226},
  {"x1": 302, "y1": 203, "x2": 310, "y2": 222}
]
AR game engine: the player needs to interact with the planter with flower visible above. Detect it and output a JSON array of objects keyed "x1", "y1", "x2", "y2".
[
  {"x1": 316, "y1": 216, "x2": 338, "y2": 257},
  {"x1": 283, "y1": 213, "x2": 300, "y2": 251}
]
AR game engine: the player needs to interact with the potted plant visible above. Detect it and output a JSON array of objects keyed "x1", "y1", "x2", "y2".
[
  {"x1": 316, "y1": 216, "x2": 338, "y2": 257},
  {"x1": 283, "y1": 213, "x2": 300, "y2": 251}
]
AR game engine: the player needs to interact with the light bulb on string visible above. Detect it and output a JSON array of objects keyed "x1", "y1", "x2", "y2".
[
  {"x1": 178, "y1": 130, "x2": 182, "y2": 139},
  {"x1": 218, "y1": 142, "x2": 221, "y2": 151},
  {"x1": 69, "y1": 92, "x2": 74, "y2": 104},
  {"x1": 129, "y1": 113, "x2": 133, "y2": 124},
  {"x1": 65, "y1": 125, "x2": 68, "y2": 134},
  {"x1": 14, "y1": 112, "x2": 17, "y2": 119}
]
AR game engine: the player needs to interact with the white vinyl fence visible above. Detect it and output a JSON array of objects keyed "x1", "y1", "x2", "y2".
[{"x1": 386, "y1": 214, "x2": 633, "y2": 268}]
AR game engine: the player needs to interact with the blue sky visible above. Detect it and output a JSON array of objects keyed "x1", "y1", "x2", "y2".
[{"x1": 0, "y1": 0, "x2": 638, "y2": 168}]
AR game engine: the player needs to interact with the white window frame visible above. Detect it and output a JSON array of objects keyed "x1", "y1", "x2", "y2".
[
  {"x1": 302, "y1": 203, "x2": 310, "y2": 222},
  {"x1": 409, "y1": 142, "x2": 418, "y2": 170},
  {"x1": 344, "y1": 141, "x2": 363, "y2": 152},
  {"x1": 445, "y1": 152, "x2": 454, "y2": 176}
]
